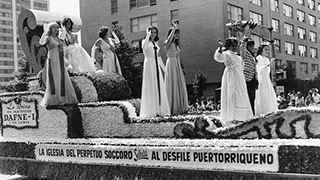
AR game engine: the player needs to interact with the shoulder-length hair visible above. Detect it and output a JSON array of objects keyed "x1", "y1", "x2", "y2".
[
  {"x1": 62, "y1": 17, "x2": 74, "y2": 32},
  {"x1": 167, "y1": 27, "x2": 180, "y2": 46},
  {"x1": 256, "y1": 44, "x2": 269, "y2": 56},
  {"x1": 146, "y1": 26, "x2": 159, "y2": 42},
  {"x1": 47, "y1": 22, "x2": 59, "y2": 36},
  {"x1": 98, "y1": 26, "x2": 109, "y2": 38}
]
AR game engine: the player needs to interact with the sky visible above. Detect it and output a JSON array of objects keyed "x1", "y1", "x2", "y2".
[{"x1": 49, "y1": 0, "x2": 80, "y2": 16}]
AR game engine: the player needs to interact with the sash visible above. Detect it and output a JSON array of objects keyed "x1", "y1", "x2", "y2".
[{"x1": 153, "y1": 46, "x2": 161, "y2": 105}]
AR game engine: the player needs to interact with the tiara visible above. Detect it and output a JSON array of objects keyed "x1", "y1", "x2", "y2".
[
  {"x1": 63, "y1": 15, "x2": 71, "y2": 19},
  {"x1": 260, "y1": 41, "x2": 270, "y2": 46}
]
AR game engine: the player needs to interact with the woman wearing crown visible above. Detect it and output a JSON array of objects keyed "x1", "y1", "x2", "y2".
[
  {"x1": 39, "y1": 22, "x2": 78, "y2": 106},
  {"x1": 61, "y1": 16, "x2": 96, "y2": 73}
]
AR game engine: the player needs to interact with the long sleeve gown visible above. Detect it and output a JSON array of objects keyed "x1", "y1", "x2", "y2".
[
  {"x1": 255, "y1": 55, "x2": 278, "y2": 116},
  {"x1": 140, "y1": 36, "x2": 170, "y2": 118},
  {"x1": 214, "y1": 49, "x2": 253, "y2": 126}
]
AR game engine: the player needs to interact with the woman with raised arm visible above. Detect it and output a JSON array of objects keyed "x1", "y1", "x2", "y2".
[
  {"x1": 140, "y1": 26, "x2": 170, "y2": 118},
  {"x1": 164, "y1": 22, "x2": 188, "y2": 115},
  {"x1": 91, "y1": 26, "x2": 122, "y2": 75},
  {"x1": 61, "y1": 17, "x2": 96, "y2": 73},
  {"x1": 39, "y1": 22, "x2": 78, "y2": 106},
  {"x1": 255, "y1": 44, "x2": 278, "y2": 116},
  {"x1": 213, "y1": 38, "x2": 253, "y2": 126}
]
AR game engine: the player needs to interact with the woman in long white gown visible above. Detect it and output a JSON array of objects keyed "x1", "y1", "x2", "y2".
[
  {"x1": 213, "y1": 38, "x2": 253, "y2": 126},
  {"x1": 164, "y1": 23, "x2": 188, "y2": 115},
  {"x1": 91, "y1": 26, "x2": 122, "y2": 75},
  {"x1": 140, "y1": 26, "x2": 170, "y2": 118},
  {"x1": 61, "y1": 17, "x2": 96, "y2": 73},
  {"x1": 255, "y1": 44, "x2": 278, "y2": 116}
]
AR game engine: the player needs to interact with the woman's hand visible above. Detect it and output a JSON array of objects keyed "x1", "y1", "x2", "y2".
[
  {"x1": 43, "y1": 23, "x2": 49, "y2": 32},
  {"x1": 217, "y1": 38, "x2": 224, "y2": 47},
  {"x1": 172, "y1": 19, "x2": 178, "y2": 28},
  {"x1": 146, "y1": 27, "x2": 151, "y2": 35}
]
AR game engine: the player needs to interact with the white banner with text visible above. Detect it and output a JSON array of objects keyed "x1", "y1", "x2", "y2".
[{"x1": 35, "y1": 144, "x2": 279, "y2": 172}]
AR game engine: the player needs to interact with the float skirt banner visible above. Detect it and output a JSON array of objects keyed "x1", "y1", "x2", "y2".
[{"x1": 35, "y1": 144, "x2": 279, "y2": 172}]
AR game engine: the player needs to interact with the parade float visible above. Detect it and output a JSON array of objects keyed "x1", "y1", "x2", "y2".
[{"x1": 1, "y1": 9, "x2": 320, "y2": 180}]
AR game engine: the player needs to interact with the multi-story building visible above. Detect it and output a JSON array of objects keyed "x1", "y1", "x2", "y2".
[
  {"x1": 79, "y1": 0, "x2": 320, "y2": 98},
  {"x1": 0, "y1": 0, "x2": 49, "y2": 83}
]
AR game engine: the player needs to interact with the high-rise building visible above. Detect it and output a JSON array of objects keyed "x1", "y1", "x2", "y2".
[
  {"x1": 80, "y1": 0, "x2": 320, "y2": 97},
  {"x1": 0, "y1": 0, "x2": 49, "y2": 83}
]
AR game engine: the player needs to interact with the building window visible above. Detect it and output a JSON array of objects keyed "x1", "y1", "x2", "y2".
[
  {"x1": 272, "y1": 19, "x2": 279, "y2": 32},
  {"x1": 309, "y1": 31, "x2": 317, "y2": 42},
  {"x1": 297, "y1": 0, "x2": 305, "y2": 5},
  {"x1": 283, "y1": 4, "x2": 293, "y2": 18},
  {"x1": 131, "y1": 14, "x2": 157, "y2": 32},
  {"x1": 171, "y1": 9, "x2": 179, "y2": 24},
  {"x1": 0, "y1": 20, "x2": 12, "y2": 26},
  {"x1": 312, "y1": 64, "x2": 318, "y2": 74},
  {"x1": 250, "y1": 11, "x2": 263, "y2": 25},
  {"x1": 297, "y1": 27, "x2": 306, "y2": 39},
  {"x1": 271, "y1": 0, "x2": 279, "y2": 13},
  {"x1": 0, "y1": 36, "x2": 13, "y2": 41},
  {"x1": 275, "y1": 59, "x2": 282, "y2": 69},
  {"x1": 249, "y1": 0, "x2": 261, "y2": 6},
  {"x1": 308, "y1": 0, "x2": 315, "y2": 10},
  {"x1": 132, "y1": 39, "x2": 143, "y2": 53},
  {"x1": 1, "y1": 4, "x2": 12, "y2": 10},
  {"x1": 285, "y1": 42, "x2": 295, "y2": 55},
  {"x1": 251, "y1": 34, "x2": 263, "y2": 45},
  {"x1": 0, "y1": 28, "x2": 13, "y2": 34},
  {"x1": 130, "y1": 0, "x2": 156, "y2": 10},
  {"x1": 318, "y1": 3, "x2": 320, "y2": 12},
  {"x1": 310, "y1": 47, "x2": 317, "y2": 58},
  {"x1": 309, "y1": 14, "x2": 316, "y2": 26},
  {"x1": 274, "y1": 39, "x2": 281, "y2": 53},
  {"x1": 0, "y1": 44, "x2": 13, "y2": 49},
  {"x1": 298, "y1": 45, "x2": 307, "y2": 57},
  {"x1": 0, "y1": 52, "x2": 13, "y2": 57},
  {"x1": 1, "y1": 12, "x2": 12, "y2": 18},
  {"x1": 300, "y1": 62, "x2": 308, "y2": 74},
  {"x1": 287, "y1": 61, "x2": 296, "y2": 70},
  {"x1": 0, "y1": 61, "x2": 14, "y2": 66},
  {"x1": 227, "y1": 4, "x2": 243, "y2": 21},
  {"x1": 284, "y1": 23, "x2": 293, "y2": 36},
  {"x1": 297, "y1": 10, "x2": 305, "y2": 22},
  {"x1": 111, "y1": 0, "x2": 118, "y2": 14}
]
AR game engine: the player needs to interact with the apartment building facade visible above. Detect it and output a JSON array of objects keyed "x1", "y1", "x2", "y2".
[
  {"x1": 80, "y1": 0, "x2": 320, "y2": 97},
  {"x1": 0, "y1": 0, "x2": 49, "y2": 83}
]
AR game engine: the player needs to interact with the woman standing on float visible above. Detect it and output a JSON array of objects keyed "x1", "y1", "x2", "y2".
[
  {"x1": 91, "y1": 26, "x2": 122, "y2": 75},
  {"x1": 213, "y1": 38, "x2": 253, "y2": 126},
  {"x1": 39, "y1": 22, "x2": 78, "y2": 106},
  {"x1": 140, "y1": 26, "x2": 170, "y2": 118},
  {"x1": 61, "y1": 16, "x2": 96, "y2": 73},
  {"x1": 164, "y1": 21, "x2": 188, "y2": 115},
  {"x1": 255, "y1": 44, "x2": 278, "y2": 116}
]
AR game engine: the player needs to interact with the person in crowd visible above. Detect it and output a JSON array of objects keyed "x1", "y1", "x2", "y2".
[
  {"x1": 213, "y1": 37, "x2": 253, "y2": 126},
  {"x1": 305, "y1": 90, "x2": 314, "y2": 106},
  {"x1": 39, "y1": 22, "x2": 78, "y2": 106},
  {"x1": 295, "y1": 91, "x2": 305, "y2": 107},
  {"x1": 240, "y1": 26, "x2": 258, "y2": 115},
  {"x1": 254, "y1": 43, "x2": 278, "y2": 115},
  {"x1": 312, "y1": 88, "x2": 320, "y2": 105},
  {"x1": 139, "y1": 26, "x2": 170, "y2": 118},
  {"x1": 91, "y1": 26, "x2": 122, "y2": 75},
  {"x1": 60, "y1": 16, "x2": 96, "y2": 73},
  {"x1": 164, "y1": 21, "x2": 188, "y2": 115},
  {"x1": 277, "y1": 92, "x2": 288, "y2": 109}
]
